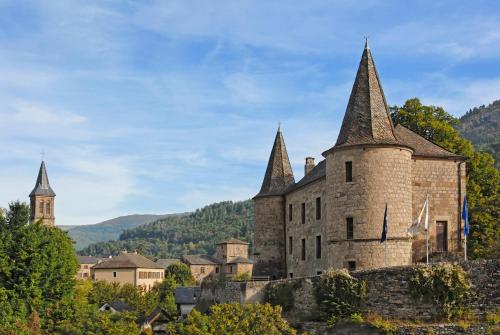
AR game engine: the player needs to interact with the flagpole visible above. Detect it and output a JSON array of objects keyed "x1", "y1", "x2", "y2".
[
  {"x1": 384, "y1": 240, "x2": 387, "y2": 267},
  {"x1": 425, "y1": 194, "x2": 429, "y2": 264},
  {"x1": 464, "y1": 234, "x2": 467, "y2": 261}
]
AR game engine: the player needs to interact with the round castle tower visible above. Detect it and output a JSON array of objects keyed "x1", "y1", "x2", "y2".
[{"x1": 323, "y1": 41, "x2": 413, "y2": 270}]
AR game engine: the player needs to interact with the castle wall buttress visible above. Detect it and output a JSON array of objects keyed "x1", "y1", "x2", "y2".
[{"x1": 253, "y1": 196, "x2": 286, "y2": 279}]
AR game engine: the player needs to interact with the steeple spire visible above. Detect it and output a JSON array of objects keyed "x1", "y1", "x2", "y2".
[
  {"x1": 334, "y1": 40, "x2": 398, "y2": 148},
  {"x1": 30, "y1": 161, "x2": 56, "y2": 197},
  {"x1": 255, "y1": 127, "x2": 294, "y2": 197}
]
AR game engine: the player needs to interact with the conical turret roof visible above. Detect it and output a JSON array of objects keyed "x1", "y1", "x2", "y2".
[
  {"x1": 30, "y1": 161, "x2": 56, "y2": 197},
  {"x1": 255, "y1": 127, "x2": 295, "y2": 198},
  {"x1": 334, "y1": 40, "x2": 399, "y2": 148}
]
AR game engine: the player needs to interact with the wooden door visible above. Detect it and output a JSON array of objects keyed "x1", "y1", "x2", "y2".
[{"x1": 436, "y1": 221, "x2": 448, "y2": 252}]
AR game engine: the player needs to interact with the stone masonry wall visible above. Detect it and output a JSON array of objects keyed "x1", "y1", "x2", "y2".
[
  {"x1": 199, "y1": 260, "x2": 499, "y2": 322},
  {"x1": 411, "y1": 158, "x2": 465, "y2": 262},
  {"x1": 253, "y1": 196, "x2": 286, "y2": 279}
]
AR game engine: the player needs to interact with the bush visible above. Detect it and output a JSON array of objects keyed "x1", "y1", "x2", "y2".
[
  {"x1": 232, "y1": 272, "x2": 251, "y2": 282},
  {"x1": 366, "y1": 313, "x2": 397, "y2": 335},
  {"x1": 409, "y1": 264, "x2": 470, "y2": 320},
  {"x1": 265, "y1": 281, "x2": 301, "y2": 313},
  {"x1": 314, "y1": 269, "x2": 366, "y2": 320}
]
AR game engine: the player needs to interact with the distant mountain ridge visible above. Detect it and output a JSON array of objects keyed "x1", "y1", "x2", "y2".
[
  {"x1": 62, "y1": 214, "x2": 183, "y2": 250},
  {"x1": 458, "y1": 100, "x2": 500, "y2": 167},
  {"x1": 77, "y1": 200, "x2": 254, "y2": 259}
]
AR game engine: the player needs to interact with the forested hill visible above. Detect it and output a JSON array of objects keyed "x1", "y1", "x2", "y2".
[
  {"x1": 61, "y1": 214, "x2": 175, "y2": 250},
  {"x1": 78, "y1": 200, "x2": 254, "y2": 258},
  {"x1": 458, "y1": 100, "x2": 500, "y2": 167}
]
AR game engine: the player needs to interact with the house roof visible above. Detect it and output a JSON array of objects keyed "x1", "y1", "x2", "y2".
[
  {"x1": 226, "y1": 256, "x2": 253, "y2": 264},
  {"x1": 77, "y1": 256, "x2": 101, "y2": 264},
  {"x1": 254, "y1": 127, "x2": 295, "y2": 198},
  {"x1": 93, "y1": 252, "x2": 163, "y2": 269},
  {"x1": 331, "y1": 40, "x2": 400, "y2": 151},
  {"x1": 175, "y1": 286, "x2": 201, "y2": 304},
  {"x1": 182, "y1": 254, "x2": 221, "y2": 266},
  {"x1": 156, "y1": 258, "x2": 180, "y2": 269},
  {"x1": 101, "y1": 301, "x2": 133, "y2": 312},
  {"x1": 216, "y1": 238, "x2": 249, "y2": 245},
  {"x1": 394, "y1": 125, "x2": 463, "y2": 159},
  {"x1": 30, "y1": 161, "x2": 56, "y2": 197}
]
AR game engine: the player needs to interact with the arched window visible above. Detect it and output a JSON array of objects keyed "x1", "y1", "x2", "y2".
[
  {"x1": 46, "y1": 202, "x2": 51, "y2": 216},
  {"x1": 39, "y1": 201, "x2": 44, "y2": 214}
]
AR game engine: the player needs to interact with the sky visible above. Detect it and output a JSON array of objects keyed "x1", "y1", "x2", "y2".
[{"x1": 1, "y1": 1, "x2": 499, "y2": 226}]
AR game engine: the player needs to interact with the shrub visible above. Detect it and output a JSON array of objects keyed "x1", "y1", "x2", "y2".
[
  {"x1": 409, "y1": 264, "x2": 470, "y2": 320},
  {"x1": 232, "y1": 272, "x2": 251, "y2": 282},
  {"x1": 266, "y1": 281, "x2": 301, "y2": 313},
  {"x1": 314, "y1": 269, "x2": 366, "y2": 320},
  {"x1": 366, "y1": 313, "x2": 397, "y2": 335}
]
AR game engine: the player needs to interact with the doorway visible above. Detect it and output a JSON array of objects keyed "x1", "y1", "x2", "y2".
[{"x1": 436, "y1": 221, "x2": 448, "y2": 252}]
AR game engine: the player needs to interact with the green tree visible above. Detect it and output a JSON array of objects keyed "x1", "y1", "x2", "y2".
[
  {"x1": 2, "y1": 201, "x2": 30, "y2": 230},
  {"x1": 391, "y1": 98, "x2": 500, "y2": 258},
  {"x1": 168, "y1": 303, "x2": 299, "y2": 335},
  {"x1": 166, "y1": 263, "x2": 195, "y2": 286}
]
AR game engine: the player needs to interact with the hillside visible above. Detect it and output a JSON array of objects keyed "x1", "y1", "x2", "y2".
[
  {"x1": 62, "y1": 214, "x2": 178, "y2": 250},
  {"x1": 458, "y1": 100, "x2": 500, "y2": 167},
  {"x1": 78, "y1": 200, "x2": 254, "y2": 258}
]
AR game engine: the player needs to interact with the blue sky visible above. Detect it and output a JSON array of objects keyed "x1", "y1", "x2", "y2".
[{"x1": 1, "y1": 1, "x2": 499, "y2": 226}]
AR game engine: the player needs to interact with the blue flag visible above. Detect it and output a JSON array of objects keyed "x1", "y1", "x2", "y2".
[
  {"x1": 462, "y1": 196, "x2": 469, "y2": 237},
  {"x1": 381, "y1": 203, "x2": 388, "y2": 243}
]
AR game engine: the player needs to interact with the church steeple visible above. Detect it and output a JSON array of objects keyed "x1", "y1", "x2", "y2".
[
  {"x1": 29, "y1": 161, "x2": 56, "y2": 225},
  {"x1": 334, "y1": 40, "x2": 398, "y2": 148},
  {"x1": 255, "y1": 127, "x2": 295, "y2": 198}
]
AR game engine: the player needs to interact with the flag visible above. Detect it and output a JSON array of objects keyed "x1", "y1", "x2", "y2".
[
  {"x1": 381, "y1": 203, "x2": 388, "y2": 243},
  {"x1": 408, "y1": 195, "x2": 428, "y2": 236},
  {"x1": 462, "y1": 196, "x2": 469, "y2": 237}
]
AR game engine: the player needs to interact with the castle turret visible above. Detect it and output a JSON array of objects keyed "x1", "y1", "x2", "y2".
[
  {"x1": 253, "y1": 127, "x2": 294, "y2": 279},
  {"x1": 29, "y1": 161, "x2": 56, "y2": 226},
  {"x1": 323, "y1": 40, "x2": 413, "y2": 270}
]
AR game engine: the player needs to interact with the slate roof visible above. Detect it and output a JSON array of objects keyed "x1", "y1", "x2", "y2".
[
  {"x1": 285, "y1": 159, "x2": 326, "y2": 193},
  {"x1": 216, "y1": 238, "x2": 249, "y2": 245},
  {"x1": 93, "y1": 252, "x2": 163, "y2": 269},
  {"x1": 30, "y1": 161, "x2": 56, "y2": 197},
  {"x1": 156, "y1": 258, "x2": 180, "y2": 269},
  {"x1": 175, "y1": 286, "x2": 201, "y2": 305},
  {"x1": 332, "y1": 40, "x2": 400, "y2": 151},
  {"x1": 101, "y1": 301, "x2": 134, "y2": 312},
  {"x1": 394, "y1": 125, "x2": 463, "y2": 159},
  {"x1": 255, "y1": 128, "x2": 295, "y2": 198},
  {"x1": 77, "y1": 256, "x2": 101, "y2": 264},
  {"x1": 182, "y1": 254, "x2": 221, "y2": 266},
  {"x1": 226, "y1": 256, "x2": 253, "y2": 264}
]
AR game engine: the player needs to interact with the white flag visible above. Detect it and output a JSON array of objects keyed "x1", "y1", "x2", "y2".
[{"x1": 408, "y1": 195, "x2": 428, "y2": 236}]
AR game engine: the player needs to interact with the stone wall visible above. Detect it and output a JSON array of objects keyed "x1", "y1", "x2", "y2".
[
  {"x1": 411, "y1": 158, "x2": 465, "y2": 262},
  {"x1": 253, "y1": 196, "x2": 286, "y2": 279},
  {"x1": 199, "y1": 260, "x2": 499, "y2": 322}
]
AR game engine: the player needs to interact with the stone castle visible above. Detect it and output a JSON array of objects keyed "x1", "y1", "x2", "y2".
[{"x1": 253, "y1": 42, "x2": 467, "y2": 279}]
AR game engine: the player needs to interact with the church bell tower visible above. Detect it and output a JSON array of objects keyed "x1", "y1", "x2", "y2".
[{"x1": 29, "y1": 161, "x2": 56, "y2": 226}]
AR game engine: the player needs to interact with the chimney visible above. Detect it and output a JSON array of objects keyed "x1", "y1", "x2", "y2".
[{"x1": 305, "y1": 157, "x2": 315, "y2": 175}]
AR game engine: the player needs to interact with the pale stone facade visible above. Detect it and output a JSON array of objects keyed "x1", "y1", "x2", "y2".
[{"x1": 253, "y1": 42, "x2": 466, "y2": 278}]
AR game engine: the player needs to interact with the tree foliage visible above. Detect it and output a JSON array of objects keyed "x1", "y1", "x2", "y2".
[
  {"x1": 166, "y1": 303, "x2": 300, "y2": 335},
  {"x1": 79, "y1": 200, "x2": 254, "y2": 258},
  {"x1": 166, "y1": 263, "x2": 195, "y2": 286},
  {"x1": 391, "y1": 98, "x2": 500, "y2": 259}
]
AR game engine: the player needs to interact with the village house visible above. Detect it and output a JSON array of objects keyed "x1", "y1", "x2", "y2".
[
  {"x1": 92, "y1": 251, "x2": 165, "y2": 291},
  {"x1": 77, "y1": 256, "x2": 102, "y2": 280},
  {"x1": 182, "y1": 238, "x2": 253, "y2": 283}
]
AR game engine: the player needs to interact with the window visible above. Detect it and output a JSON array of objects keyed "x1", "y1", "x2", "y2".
[
  {"x1": 301, "y1": 203, "x2": 306, "y2": 224},
  {"x1": 289, "y1": 273, "x2": 293, "y2": 278},
  {"x1": 345, "y1": 161, "x2": 353, "y2": 182},
  {"x1": 83, "y1": 265, "x2": 88, "y2": 269},
  {"x1": 215, "y1": 267, "x2": 219, "y2": 274},
  {"x1": 46, "y1": 202, "x2": 51, "y2": 216},
  {"x1": 200, "y1": 267, "x2": 205, "y2": 274},
  {"x1": 317, "y1": 271, "x2": 323, "y2": 275},
  {"x1": 289, "y1": 236, "x2": 293, "y2": 254},
  {"x1": 39, "y1": 201, "x2": 44, "y2": 214},
  {"x1": 289, "y1": 204, "x2": 293, "y2": 221},
  {"x1": 316, "y1": 197, "x2": 321, "y2": 220},
  {"x1": 230, "y1": 265, "x2": 233, "y2": 273},
  {"x1": 301, "y1": 238, "x2": 306, "y2": 261},
  {"x1": 348, "y1": 261, "x2": 356, "y2": 271},
  {"x1": 346, "y1": 217, "x2": 354, "y2": 240},
  {"x1": 113, "y1": 272, "x2": 117, "y2": 278},
  {"x1": 316, "y1": 236, "x2": 322, "y2": 259}
]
